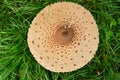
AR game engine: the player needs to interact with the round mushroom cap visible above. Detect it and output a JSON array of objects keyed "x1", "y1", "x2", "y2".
[{"x1": 27, "y1": 2, "x2": 99, "y2": 72}]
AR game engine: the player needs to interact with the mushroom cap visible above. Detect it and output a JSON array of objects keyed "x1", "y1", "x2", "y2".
[{"x1": 27, "y1": 2, "x2": 99, "y2": 72}]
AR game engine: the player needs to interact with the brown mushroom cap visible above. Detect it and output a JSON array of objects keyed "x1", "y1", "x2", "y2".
[{"x1": 27, "y1": 2, "x2": 99, "y2": 72}]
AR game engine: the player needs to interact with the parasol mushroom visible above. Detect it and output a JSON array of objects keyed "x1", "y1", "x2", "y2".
[{"x1": 27, "y1": 2, "x2": 99, "y2": 72}]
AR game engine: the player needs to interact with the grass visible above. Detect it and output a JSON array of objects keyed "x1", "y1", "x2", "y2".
[{"x1": 0, "y1": 0, "x2": 120, "y2": 80}]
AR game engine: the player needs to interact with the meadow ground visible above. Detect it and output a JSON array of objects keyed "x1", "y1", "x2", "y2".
[{"x1": 0, "y1": 0, "x2": 120, "y2": 80}]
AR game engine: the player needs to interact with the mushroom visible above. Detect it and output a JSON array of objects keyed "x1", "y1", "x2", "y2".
[{"x1": 27, "y1": 2, "x2": 99, "y2": 72}]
